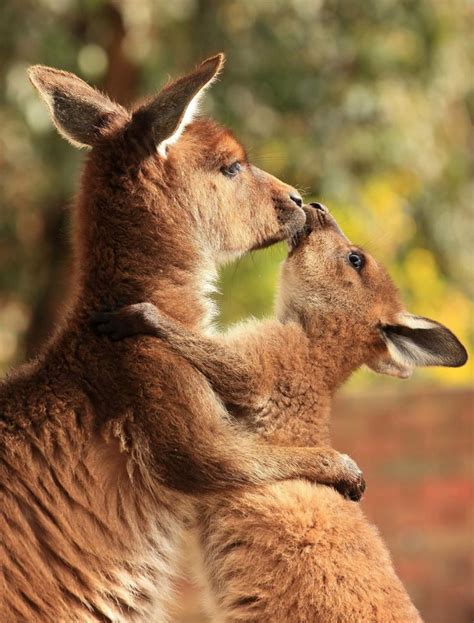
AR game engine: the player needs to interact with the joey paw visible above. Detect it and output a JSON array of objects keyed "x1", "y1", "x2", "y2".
[
  {"x1": 90, "y1": 303, "x2": 159, "y2": 341},
  {"x1": 90, "y1": 310, "x2": 133, "y2": 341}
]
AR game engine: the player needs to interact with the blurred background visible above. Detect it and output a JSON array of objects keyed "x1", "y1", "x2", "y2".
[{"x1": 0, "y1": 0, "x2": 472, "y2": 621}]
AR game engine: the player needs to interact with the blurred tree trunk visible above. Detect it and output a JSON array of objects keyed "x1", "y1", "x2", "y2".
[
  {"x1": 194, "y1": 0, "x2": 221, "y2": 55},
  {"x1": 23, "y1": 203, "x2": 69, "y2": 357},
  {"x1": 103, "y1": 3, "x2": 139, "y2": 106}
]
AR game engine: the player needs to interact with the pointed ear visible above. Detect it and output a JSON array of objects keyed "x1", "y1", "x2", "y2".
[
  {"x1": 368, "y1": 313, "x2": 468, "y2": 379},
  {"x1": 367, "y1": 354, "x2": 413, "y2": 379},
  {"x1": 130, "y1": 53, "x2": 224, "y2": 157},
  {"x1": 28, "y1": 66, "x2": 127, "y2": 149}
]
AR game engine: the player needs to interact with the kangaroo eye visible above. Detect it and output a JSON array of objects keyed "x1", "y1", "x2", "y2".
[
  {"x1": 221, "y1": 162, "x2": 242, "y2": 178},
  {"x1": 347, "y1": 251, "x2": 365, "y2": 272}
]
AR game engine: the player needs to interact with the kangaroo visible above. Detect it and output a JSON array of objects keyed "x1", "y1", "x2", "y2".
[
  {"x1": 94, "y1": 203, "x2": 467, "y2": 622},
  {"x1": 0, "y1": 57, "x2": 366, "y2": 622}
]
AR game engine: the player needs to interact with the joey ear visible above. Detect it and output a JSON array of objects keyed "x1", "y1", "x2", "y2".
[
  {"x1": 367, "y1": 354, "x2": 413, "y2": 379},
  {"x1": 28, "y1": 66, "x2": 128, "y2": 148},
  {"x1": 130, "y1": 53, "x2": 225, "y2": 157},
  {"x1": 368, "y1": 313, "x2": 468, "y2": 379}
]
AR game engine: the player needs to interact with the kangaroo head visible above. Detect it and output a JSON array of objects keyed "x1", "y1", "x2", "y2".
[
  {"x1": 28, "y1": 55, "x2": 305, "y2": 270},
  {"x1": 279, "y1": 203, "x2": 467, "y2": 379}
]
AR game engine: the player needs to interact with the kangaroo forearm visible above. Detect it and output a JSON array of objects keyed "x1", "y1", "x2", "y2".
[
  {"x1": 197, "y1": 482, "x2": 422, "y2": 623},
  {"x1": 237, "y1": 445, "x2": 361, "y2": 490},
  {"x1": 242, "y1": 445, "x2": 365, "y2": 501},
  {"x1": 153, "y1": 420, "x2": 363, "y2": 496}
]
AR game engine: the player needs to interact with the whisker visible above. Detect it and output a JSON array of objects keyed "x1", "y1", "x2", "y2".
[
  {"x1": 294, "y1": 185, "x2": 312, "y2": 198},
  {"x1": 251, "y1": 152, "x2": 286, "y2": 167}
]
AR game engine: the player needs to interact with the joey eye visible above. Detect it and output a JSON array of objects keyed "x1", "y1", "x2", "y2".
[
  {"x1": 221, "y1": 162, "x2": 242, "y2": 178},
  {"x1": 347, "y1": 251, "x2": 365, "y2": 272}
]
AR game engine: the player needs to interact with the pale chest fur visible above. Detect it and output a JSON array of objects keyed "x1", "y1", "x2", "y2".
[
  {"x1": 86, "y1": 508, "x2": 190, "y2": 623},
  {"x1": 1, "y1": 417, "x2": 193, "y2": 623}
]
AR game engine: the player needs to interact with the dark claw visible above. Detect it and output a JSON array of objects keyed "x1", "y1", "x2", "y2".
[
  {"x1": 335, "y1": 475, "x2": 366, "y2": 502},
  {"x1": 90, "y1": 311, "x2": 126, "y2": 340},
  {"x1": 351, "y1": 477, "x2": 366, "y2": 502},
  {"x1": 90, "y1": 302, "x2": 160, "y2": 341},
  {"x1": 90, "y1": 311, "x2": 114, "y2": 326},
  {"x1": 93, "y1": 322, "x2": 113, "y2": 334}
]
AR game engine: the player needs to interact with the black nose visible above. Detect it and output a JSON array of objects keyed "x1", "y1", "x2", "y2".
[
  {"x1": 310, "y1": 202, "x2": 327, "y2": 213},
  {"x1": 289, "y1": 193, "x2": 303, "y2": 207}
]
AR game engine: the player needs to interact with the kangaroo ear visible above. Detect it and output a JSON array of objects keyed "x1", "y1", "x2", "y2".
[
  {"x1": 28, "y1": 66, "x2": 127, "y2": 149},
  {"x1": 368, "y1": 313, "x2": 468, "y2": 379},
  {"x1": 130, "y1": 53, "x2": 224, "y2": 157}
]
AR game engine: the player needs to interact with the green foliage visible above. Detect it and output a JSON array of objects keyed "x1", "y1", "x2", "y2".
[{"x1": 0, "y1": 0, "x2": 472, "y2": 385}]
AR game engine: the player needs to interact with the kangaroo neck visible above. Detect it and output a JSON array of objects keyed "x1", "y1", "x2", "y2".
[{"x1": 71, "y1": 160, "x2": 218, "y2": 331}]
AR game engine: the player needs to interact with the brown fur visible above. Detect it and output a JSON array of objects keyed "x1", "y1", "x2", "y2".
[
  {"x1": 102, "y1": 204, "x2": 466, "y2": 622},
  {"x1": 0, "y1": 58, "x2": 342, "y2": 622}
]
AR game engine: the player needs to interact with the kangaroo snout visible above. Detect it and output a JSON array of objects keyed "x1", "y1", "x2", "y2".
[
  {"x1": 272, "y1": 185, "x2": 305, "y2": 233},
  {"x1": 289, "y1": 192, "x2": 303, "y2": 207}
]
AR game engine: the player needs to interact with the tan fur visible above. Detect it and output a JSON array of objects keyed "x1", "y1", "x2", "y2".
[
  {"x1": 103, "y1": 205, "x2": 465, "y2": 621},
  {"x1": 0, "y1": 59, "x2": 338, "y2": 622}
]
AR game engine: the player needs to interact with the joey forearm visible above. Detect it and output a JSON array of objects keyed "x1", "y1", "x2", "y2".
[
  {"x1": 159, "y1": 327, "x2": 259, "y2": 407},
  {"x1": 92, "y1": 303, "x2": 268, "y2": 409}
]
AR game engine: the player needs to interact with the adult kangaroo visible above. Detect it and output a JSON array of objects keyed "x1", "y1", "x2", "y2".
[{"x1": 0, "y1": 56, "x2": 362, "y2": 622}]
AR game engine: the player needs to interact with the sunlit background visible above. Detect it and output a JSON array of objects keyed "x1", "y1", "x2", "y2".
[{"x1": 0, "y1": 1, "x2": 472, "y2": 621}]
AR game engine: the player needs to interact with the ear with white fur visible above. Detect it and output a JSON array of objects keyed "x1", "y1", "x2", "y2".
[
  {"x1": 28, "y1": 66, "x2": 127, "y2": 148},
  {"x1": 369, "y1": 313, "x2": 468, "y2": 379},
  {"x1": 131, "y1": 53, "x2": 224, "y2": 157}
]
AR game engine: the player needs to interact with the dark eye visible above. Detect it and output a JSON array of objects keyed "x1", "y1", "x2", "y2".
[
  {"x1": 347, "y1": 251, "x2": 365, "y2": 271},
  {"x1": 221, "y1": 162, "x2": 242, "y2": 178}
]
